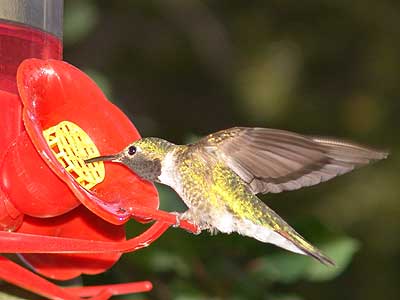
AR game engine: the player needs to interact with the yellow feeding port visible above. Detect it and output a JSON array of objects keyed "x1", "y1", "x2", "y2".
[{"x1": 43, "y1": 121, "x2": 105, "y2": 190}]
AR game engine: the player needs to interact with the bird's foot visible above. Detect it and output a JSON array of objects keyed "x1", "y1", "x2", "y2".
[
  {"x1": 170, "y1": 211, "x2": 182, "y2": 228},
  {"x1": 170, "y1": 211, "x2": 202, "y2": 235},
  {"x1": 208, "y1": 227, "x2": 219, "y2": 235}
]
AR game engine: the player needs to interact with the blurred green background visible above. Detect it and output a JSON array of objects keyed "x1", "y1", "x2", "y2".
[
  {"x1": 64, "y1": 1, "x2": 399, "y2": 299},
  {"x1": 64, "y1": 0, "x2": 400, "y2": 300}
]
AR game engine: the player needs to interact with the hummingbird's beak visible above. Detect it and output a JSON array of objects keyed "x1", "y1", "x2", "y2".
[{"x1": 84, "y1": 154, "x2": 120, "y2": 164}]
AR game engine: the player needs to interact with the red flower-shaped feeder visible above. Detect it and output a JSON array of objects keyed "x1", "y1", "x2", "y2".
[
  {"x1": 0, "y1": 59, "x2": 197, "y2": 299},
  {"x1": 4, "y1": 58, "x2": 159, "y2": 221}
]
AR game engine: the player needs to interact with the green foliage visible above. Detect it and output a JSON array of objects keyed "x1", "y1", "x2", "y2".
[
  {"x1": 305, "y1": 237, "x2": 360, "y2": 282},
  {"x1": 268, "y1": 294, "x2": 303, "y2": 300},
  {"x1": 63, "y1": 0, "x2": 99, "y2": 45},
  {"x1": 119, "y1": 187, "x2": 361, "y2": 299},
  {"x1": 252, "y1": 236, "x2": 359, "y2": 284},
  {"x1": 148, "y1": 251, "x2": 191, "y2": 277}
]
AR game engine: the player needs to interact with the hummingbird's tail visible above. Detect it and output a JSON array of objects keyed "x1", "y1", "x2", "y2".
[
  {"x1": 233, "y1": 196, "x2": 334, "y2": 265},
  {"x1": 236, "y1": 217, "x2": 334, "y2": 265},
  {"x1": 275, "y1": 227, "x2": 334, "y2": 265}
]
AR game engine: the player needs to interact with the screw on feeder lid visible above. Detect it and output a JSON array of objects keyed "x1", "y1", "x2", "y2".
[{"x1": 0, "y1": 0, "x2": 63, "y2": 39}]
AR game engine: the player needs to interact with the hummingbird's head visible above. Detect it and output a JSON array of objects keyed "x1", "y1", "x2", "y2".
[{"x1": 85, "y1": 137, "x2": 174, "y2": 182}]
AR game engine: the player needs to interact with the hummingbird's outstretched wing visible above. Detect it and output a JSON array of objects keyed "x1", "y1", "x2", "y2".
[{"x1": 200, "y1": 127, "x2": 388, "y2": 194}]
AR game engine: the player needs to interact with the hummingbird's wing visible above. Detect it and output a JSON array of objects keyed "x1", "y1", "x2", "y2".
[{"x1": 200, "y1": 127, "x2": 388, "y2": 194}]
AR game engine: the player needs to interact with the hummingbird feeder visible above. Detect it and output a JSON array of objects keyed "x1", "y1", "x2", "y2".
[{"x1": 0, "y1": 1, "x2": 197, "y2": 299}]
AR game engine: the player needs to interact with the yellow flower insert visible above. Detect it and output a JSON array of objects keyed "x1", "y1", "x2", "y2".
[{"x1": 43, "y1": 121, "x2": 105, "y2": 190}]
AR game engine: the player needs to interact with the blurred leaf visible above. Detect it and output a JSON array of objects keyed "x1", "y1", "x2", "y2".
[
  {"x1": 236, "y1": 41, "x2": 301, "y2": 122},
  {"x1": 170, "y1": 279, "x2": 211, "y2": 300},
  {"x1": 148, "y1": 251, "x2": 191, "y2": 277},
  {"x1": 250, "y1": 220, "x2": 360, "y2": 284},
  {"x1": 115, "y1": 293, "x2": 146, "y2": 300},
  {"x1": 64, "y1": 1, "x2": 99, "y2": 45},
  {"x1": 251, "y1": 252, "x2": 309, "y2": 284},
  {"x1": 304, "y1": 237, "x2": 360, "y2": 282},
  {"x1": 269, "y1": 293, "x2": 304, "y2": 300}
]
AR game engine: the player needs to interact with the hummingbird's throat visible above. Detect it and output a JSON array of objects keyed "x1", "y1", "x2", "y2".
[{"x1": 43, "y1": 121, "x2": 105, "y2": 190}]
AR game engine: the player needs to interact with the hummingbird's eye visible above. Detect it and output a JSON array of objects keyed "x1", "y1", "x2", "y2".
[{"x1": 128, "y1": 145, "x2": 137, "y2": 156}]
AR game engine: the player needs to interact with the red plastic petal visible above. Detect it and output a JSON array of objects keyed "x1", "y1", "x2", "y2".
[
  {"x1": 1, "y1": 131, "x2": 80, "y2": 217},
  {"x1": 0, "y1": 187, "x2": 23, "y2": 231},
  {"x1": 18, "y1": 205, "x2": 125, "y2": 280},
  {"x1": 0, "y1": 84, "x2": 24, "y2": 228},
  {"x1": 0, "y1": 256, "x2": 153, "y2": 300},
  {"x1": 16, "y1": 59, "x2": 159, "y2": 224}
]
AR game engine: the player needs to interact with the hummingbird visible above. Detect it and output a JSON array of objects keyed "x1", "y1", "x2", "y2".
[{"x1": 85, "y1": 127, "x2": 388, "y2": 265}]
